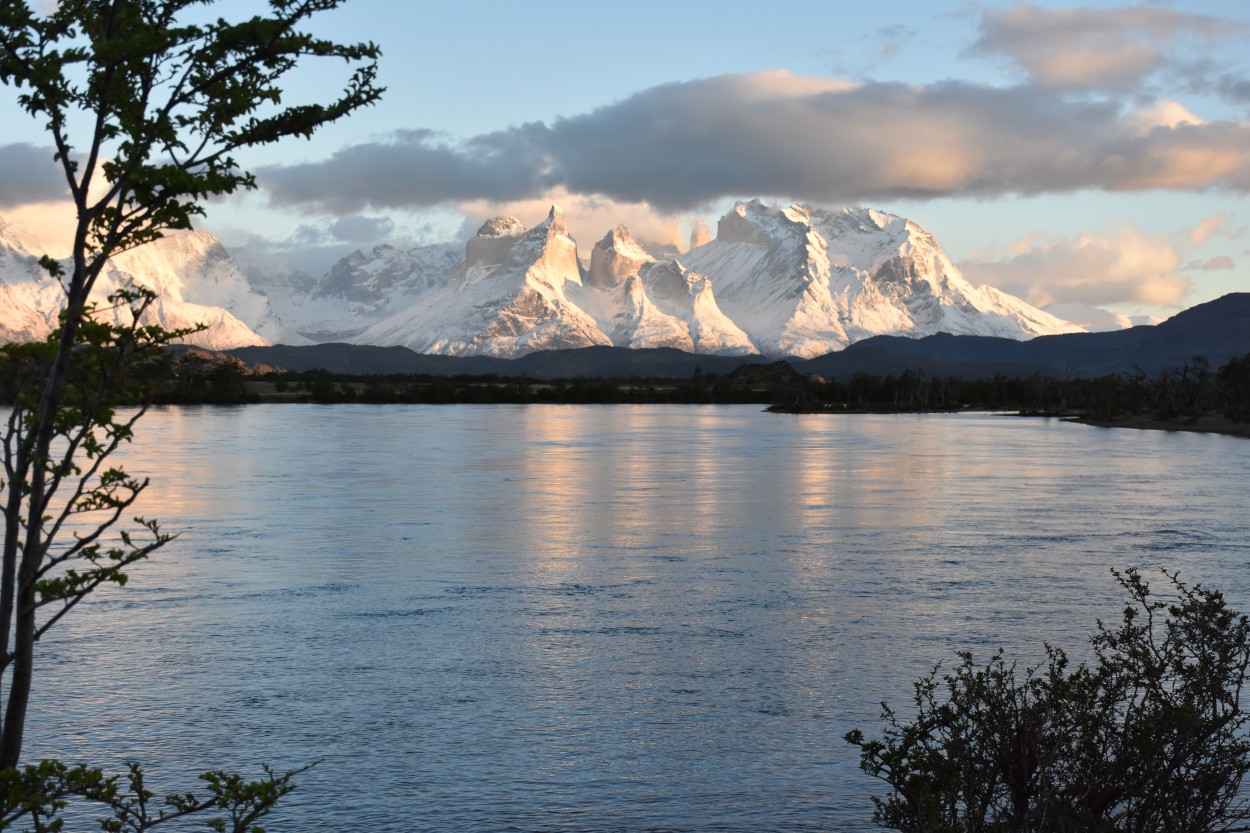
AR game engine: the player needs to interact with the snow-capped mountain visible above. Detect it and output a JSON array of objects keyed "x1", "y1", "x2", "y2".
[
  {"x1": 244, "y1": 241, "x2": 461, "y2": 342},
  {"x1": 0, "y1": 218, "x2": 277, "y2": 349},
  {"x1": 574, "y1": 227, "x2": 754, "y2": 355},
  {"x1": 4, "y1": 199, "x2": 1089, "y2": 359},
  {"x1": 680, "y1": 200, "x2": 1080, "y2": 357},
  {"x1": 350, "y1": 200, "x2": 1080, "y2": 358},
  {"x1": 353, "y1": 208, "x2": 610, "y2": 355},
  {"x1": 103, "y1": 231, "x2": 290, "y2": 347},
  {"x1": 0, "y1": 218, "x2": 56, "y2": 345}
]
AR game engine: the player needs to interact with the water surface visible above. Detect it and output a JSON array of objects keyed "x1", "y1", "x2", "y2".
[{"x1": 29, "y1": 405, "x2": 1250, "y2": 831}]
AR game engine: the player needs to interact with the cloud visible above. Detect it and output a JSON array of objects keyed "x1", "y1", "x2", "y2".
[
  {"x1": 455, "y1": 189, "x2": 693, "y2": 256},
  {"x1": 256, "y1": 127, "x2": 556, "y2": 215},
  {"x1": 209, "y1": 209, "x2": 463, "y2": 279},
  {"x1": 329, "y1": 215, "x2": 395, "y2": 243},
  {"x1": 960, "y1": 228, "x2": 1191, "y2": 308},
  {"x1": 259, "y1": 70, "x2": 1250, "y2": 214},
  {"x1": 1183, "y1": 255, "x2": 1235, "y2": 271},
  {"x1": 1187, "y1": 212, "x2": 1235, "y2": 246},
  {"x1": 871, "y1": 25, "x2": 915, "y2": 61},
  {"x1": 967, "y1": 4, "x2": 1236, "y2": 92},
  {"x1": 0, "y1": 143, "x2": 69, "y2": 208}
]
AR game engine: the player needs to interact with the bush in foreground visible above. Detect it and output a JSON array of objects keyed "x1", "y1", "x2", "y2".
[{"x1": 846, "y1": 569, "x2": 1250, "y2": 833}]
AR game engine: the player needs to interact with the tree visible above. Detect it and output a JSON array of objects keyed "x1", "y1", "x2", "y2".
[
  {"x1": 0, "y1": 0, "x2": 381, "y2": 827},
  {"x1": 1219, "y1": 353, "x2": 1250, "y2": 423},
  {"x1": 845, "y1": 568, "x2": 1250, "y2": 833}
]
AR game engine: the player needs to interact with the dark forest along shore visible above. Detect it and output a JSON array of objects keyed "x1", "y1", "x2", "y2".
[{"x1": 28, "y1": 406, "x2": 1250, "y2": 832}]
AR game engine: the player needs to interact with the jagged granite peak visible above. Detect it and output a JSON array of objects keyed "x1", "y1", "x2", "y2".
[
  {"x1": 568, "y1": 250, "x2": 754, "y2": 355},
  {"x1": 543, "y1": 204, "x2": 565, "y2": 230},
  {"x1": 352, "y1": 209, "x2": 607, "y2": 357},
  {"x1": 458, "y1": 206, "x2": 580, "y2": 292},
  {"x1": 682, "y1": 199, "x2": 843, "y2": 355},
  {"x1": 602, "y1": 271, "x2": 693, "y2": 350},
  {"x1": 476, "y1": 216, "x2": 526, "y2": 238},
  {"x1": 587, "y1": 224, "x2": 656, "y2": 289},
  {"x1": 689, "y1": 218, "x2": 713, "y2": 250}
]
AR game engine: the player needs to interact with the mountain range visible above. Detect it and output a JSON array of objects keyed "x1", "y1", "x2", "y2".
[
  {"x1": 225, "y1": 292, "x2": 1250, "y2": 380},
  {"x1": 1, "y1": 200, "x2": 1086, "y2": 357}
]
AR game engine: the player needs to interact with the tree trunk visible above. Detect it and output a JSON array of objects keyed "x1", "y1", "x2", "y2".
[
  {"x1": 0, "y1": 564, "x2": 36, "y2": 769},
  {"x1": 0, "y1": 280, "x2": 88, "y2": 767}
]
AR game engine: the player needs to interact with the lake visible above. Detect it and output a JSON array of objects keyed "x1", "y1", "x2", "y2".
[{"x1": 27, "y1": 405, "x2": 1250, "y2": 831}]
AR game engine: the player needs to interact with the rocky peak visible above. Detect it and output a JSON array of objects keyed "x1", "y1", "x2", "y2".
[
  {"x1": 638, "y1": 260, "x2": 693, "y2": 301},
  {"x1": 514, "y1": 206, "x2": 572, "y2": 252},
  {"x1": 586, "y1": 224, "x2": 655, "y2": 289},
  {"x1": 716, "y1": 199, "x2": 816, "y2": 248},
  {"x1": 532, "y1": 205, "x2": 567, "y2": 236},
  {"x1": 688, "y1": 218, "x2": 713, "y2": 250},
  {"x1": 467, "y1": 216, "x2": 526, "y2": 269},
  {"x1": 476, "y1": 216, "x2": 525, "y2": 238}
]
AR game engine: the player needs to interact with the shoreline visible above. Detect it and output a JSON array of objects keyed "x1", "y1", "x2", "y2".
[{"x1": 1065, "y1": 415, "x2": 1250, "y2": 439}]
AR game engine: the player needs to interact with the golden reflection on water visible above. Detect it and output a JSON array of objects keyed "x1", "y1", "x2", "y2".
[
  {"x1": 500, "y1": 407, "x2": 740, "y2": 572},
  {"x1": 28, "y1": 405, "x2": 1250, "y2": 833}
]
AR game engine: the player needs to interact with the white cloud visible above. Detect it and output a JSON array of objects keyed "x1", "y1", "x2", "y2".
[
  {"x1": 1187, "y1": 212, "x2": 1236, "y2": 246},
  {"x1": 960, "y1": 227, "x2": 1191, "y2": 308},
  {"x1": 1124, "y1": 100, "x2": 1202, "y2": 135}
]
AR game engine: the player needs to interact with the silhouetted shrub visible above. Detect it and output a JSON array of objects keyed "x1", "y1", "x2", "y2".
[{"x1": 846, "y1": 569, "x2": 1250, "y2": 833}]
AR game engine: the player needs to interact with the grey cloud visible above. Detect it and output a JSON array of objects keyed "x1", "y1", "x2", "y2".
[
  {"x1": 259, "y1": 127, "x2": 554, "y2": 215},
  {"x1": 968, "y1": 4, "x2": 1238, "y2": 92},
  {"x1": 259, "y1": 72, "x2": 1250, "y2": 214},
  {"x1": 871, "y1": 25, "x2": 914, "y2": 61},
  {"x1": 0, "y1": 143, "x2": 68, "y2": 207},
  {"x1": 292, "y1": 224, "x2": 328, "y2": 246},
  {"x1": 330, "y1": 214, "x2": 395, "y2": 243},
  {"x1": 1171, "y1": 59, "x2": 1250, "y2": 106},
  {"x1": 1217, "y1": 75, "x2": 1250, "y2": 104}
]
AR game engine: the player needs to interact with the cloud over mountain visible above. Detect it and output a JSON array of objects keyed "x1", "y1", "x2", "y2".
[
  {"x1": 0, "y1": 143, "x2": 68, "y2": 208},
  {"x1": 260, "y1": 70, "x2": 1250, "y2": 214},
  {"x1": 959, "y1": 228, "x2": 1191, "y2": 308}
]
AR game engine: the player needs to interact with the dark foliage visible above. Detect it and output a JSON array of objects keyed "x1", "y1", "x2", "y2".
[{"x1": 846, "y1": 569, "x2": 1250, "y2": 833}]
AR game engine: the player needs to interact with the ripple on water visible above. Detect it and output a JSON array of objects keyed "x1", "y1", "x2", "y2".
[{"x1": 26, "y1": 406, "x2": 1250, "y2": 833}]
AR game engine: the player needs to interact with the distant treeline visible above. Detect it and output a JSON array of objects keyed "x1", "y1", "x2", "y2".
[
  {"x1": 149, "y1": 350, "x2": 1250, "y2": 427},
  {"x1": 777, "y1": 353, "x2": 1250, "y2": 423}
]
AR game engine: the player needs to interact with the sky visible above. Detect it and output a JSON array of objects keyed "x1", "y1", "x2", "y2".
[{"x1": 2, "y1": 0, "x2": 1250, "y2": 317}]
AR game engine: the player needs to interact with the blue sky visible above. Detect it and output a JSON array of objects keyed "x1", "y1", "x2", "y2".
[{"x1": 3, "y1": 0, "x2": 1249, "y2": 316}]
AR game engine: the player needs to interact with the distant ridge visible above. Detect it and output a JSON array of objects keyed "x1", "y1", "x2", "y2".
[
  {"x1": 805, "y1": 293, "x2": 1250, "y2": 379},
  {"x1": 226, "y1": 343, "x2": 774, "y2": 379},
  {"x1": 227, "y1": 293, "x2": 1250, "y2": 380}
]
